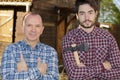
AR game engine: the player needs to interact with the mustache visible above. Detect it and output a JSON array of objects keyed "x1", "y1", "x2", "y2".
[{"x1": 83, "y1": 20, "x2": 92, "y2": 23}]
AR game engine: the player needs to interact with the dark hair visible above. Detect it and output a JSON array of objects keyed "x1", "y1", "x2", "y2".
[{"x1": 75, "y1": 0, "x2": 101, "y2": 13}]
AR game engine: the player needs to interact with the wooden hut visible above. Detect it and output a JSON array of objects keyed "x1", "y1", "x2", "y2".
[
  {"x1": 0, "y1": 0, "x2": 120, "y2": 66},
  {"x1": 0, "y1": 0, "x2": 76, "y2": 65}
]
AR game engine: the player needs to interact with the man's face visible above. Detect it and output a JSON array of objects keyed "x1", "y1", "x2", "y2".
[
  {"x1": 22, "y1": 14, "x2": 44, "y2": 42},
  {"x1": 76, "y1": 4, "x2": 97, "y2": 28}
]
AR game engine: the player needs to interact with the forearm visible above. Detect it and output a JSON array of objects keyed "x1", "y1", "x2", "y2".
[
  {"x1": 2, "y1": 66, "x2": 58, "y2": 80},
  {"x1": 2, "y1": 67, "x2": 42, "y2": 80},
  {"x1": 99, "y1": 68, "x2": 120, "y2": 79},
  {"x1": 67, "y1": 66, "x2": 94, "y2": 79},
  {"x1": 28, "y1": 67, "x2": 42, "y2": 79},
  {"x1": 63, "y1": 52, "x2": 105, "y2": 79},
  {"x1": 39, "y1": 52, "x2": 59, "y2": 80},
  {"x1": 29, "y1": 65, "x2": 58, "y2": 80},
  {"x1": 65, "y1": 63, "x2": 104, "y2": 79},
  {"x1": 102, "y1": 36, "x2": 120, "y2": 79},
  {"x1": 40, "y1": 72, "x2": 59, "y2": 80},
  {"x1": 2, "y1": 71, "x2": 30, "y2": 80}
]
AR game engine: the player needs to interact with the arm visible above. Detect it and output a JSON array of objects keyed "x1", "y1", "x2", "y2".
[
  {"x1": 39, "y1": 49, "x2": 59, "y2": 80},
  {"x1": 99, "y1": 37, "x2": 120, "y2": 79},
  {"x1": 2, "y1": 46, "x2": 59, "y2": 80},
  {"x1": 1, "y1": 46, "x2": 41, "y2": 80},
  {"x1": 62, "y1": 37, "x2": 104, "y2": 79},
  {"x1": 62, "y1": 50, "x2": 105, "y2": 80},
  {"x1": 1, "y1": 46, "x2": 29, "y2": 80}
]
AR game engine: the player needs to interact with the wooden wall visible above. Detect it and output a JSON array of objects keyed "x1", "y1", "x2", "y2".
[
  {"x1": 0, "y1": 10, "x2": 13, "y2": 42},
  {"x1": 1, "y1": 6, "x2": 120, "y2": 66},
  {"x1": 110, "y1": 24, "x2": 120, "y2": 49},
  {"x1": 0, "y1": 10, "x2": 14, "y2": 61},
  {"x1": 56, "y1": 20, "x2": 65, "y2": 65}
]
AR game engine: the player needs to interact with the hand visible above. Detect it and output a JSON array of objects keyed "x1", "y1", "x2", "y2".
[
  {"x1": 37, "y1": 58, "x2": 47, "y2": 75},
  {"x1": 17, "y1": 54, "x2": 28, "y2": 72},
  {"x1": 102, "y1": 61, "x2": 112, "y2": 70},
  {"x1": 78, "y1": 63, "x2": 86, "y2": 67}
]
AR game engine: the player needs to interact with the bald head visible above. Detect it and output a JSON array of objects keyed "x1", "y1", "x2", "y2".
[
  {"x1": 22, "y1": 12, "x2": 43, "y2": 27},
  {"x1": 21, "y1": 12, "x2": 44, "y2": 45}
]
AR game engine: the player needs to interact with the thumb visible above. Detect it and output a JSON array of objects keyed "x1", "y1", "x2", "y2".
[
  {"x1": 71, "y1": 44, "x2": 77, "y2": 47},
  {"x1": 37, "y1": 58, "x2": 41, "y2": 63},
  {"x1": 20, "y1": 54, "x2": 24, "y2": 62}
]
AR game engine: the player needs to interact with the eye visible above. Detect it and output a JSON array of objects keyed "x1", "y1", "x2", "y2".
[
  {"x1": 80, "y1": 13, "x2": 84, "y2": 15},
  {"x1": 89, "y1": 12, "x2": 93, "y2": 14},
  {"x1": 27, "y1": 24, "x2": 32, "y2": 27},
  {"x1": 88, "y1": 10, "x2": 94, "y2": 14},
  {"x1": 36, "y1": 25, "x2": 41, "y2": 27},
  {"x1": 79, "y1": 12, "x2": 85, "y2": 15}
]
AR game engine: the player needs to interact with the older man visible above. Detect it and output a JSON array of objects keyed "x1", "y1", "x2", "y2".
[{"x1": 1, "y1": 12, "x2": 59, "y2": 80}]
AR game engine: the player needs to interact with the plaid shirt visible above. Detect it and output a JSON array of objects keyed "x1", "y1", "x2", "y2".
[
  {"x1": 62, "y1": 26, "x2": 120, "y2": 80},
  {"x1": 0, "y1": 65, "x2": 1, "y2": 78},
  {"x1": 1, "y1": 40, "x2": 59, "y2": 80}
]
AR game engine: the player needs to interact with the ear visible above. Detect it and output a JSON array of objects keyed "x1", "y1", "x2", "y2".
[
  {"x1": 40, "y1": 26, "x2": 44, "y2": 34},
  {"x1": 95, "y1": 11, "x2": 98, "y2": 17},
  {"x1": 76, "y1": 14, "x2": 78, "y2": 20}
]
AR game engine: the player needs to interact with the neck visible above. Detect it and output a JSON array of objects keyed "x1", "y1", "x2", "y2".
[
  {"x1": 24, "y1": 39, "x2": 39, "y2": 48},
  {"x1": 78, "y1": 25, "x2": 95, "y2": 33}
]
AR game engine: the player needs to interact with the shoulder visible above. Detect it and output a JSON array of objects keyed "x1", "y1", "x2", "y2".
[
  {"x1": 96, "y1": 27, "x2": 114, "y2": 39},
  {"x1": 39, "y1": 43, "x2": 57, "y2": 54},
  {"x1": 62, "y1": 28, "x2": 79, "y2": 48},
  {"x1": 62, "y1": 28, "x2": 78, "y2": 41},
  {"x1": 4, "y1": 41, "x2": 23, "y2": 51},
  {"x1": 2, "y1": 41, "x2": 23, "y2": 58},
  {"x1": 40, "y1": 43, "x2": 54, "y2": 50},
  {"x1": 95, "y1": 27, "x2": 117, "y2": 44}
]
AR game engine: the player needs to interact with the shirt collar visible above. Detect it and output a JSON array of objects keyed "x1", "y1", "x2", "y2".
[
  {"x1": 77, "y1": 25, "x2": 98, "y2": 37},
  {"x1": 22, "y1": 40, "x2": 40, "y2": 50}
]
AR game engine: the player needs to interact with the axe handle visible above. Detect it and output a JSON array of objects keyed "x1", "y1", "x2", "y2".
[
  {"x1": 73, "y1": 51, "x2": 80, "y2": 66},
  {"x1": 71, "y1": 44, "x2": 80, "y2": 66}
]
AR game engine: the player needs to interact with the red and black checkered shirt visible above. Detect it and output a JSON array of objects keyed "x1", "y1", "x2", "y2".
[{"x1": 62, "y1": 26, "x2": 120, "y2": 80}]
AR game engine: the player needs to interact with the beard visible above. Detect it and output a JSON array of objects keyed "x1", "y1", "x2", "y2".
[{"x1": 79, "y1": 20, "x2": 95, "y2": 29}]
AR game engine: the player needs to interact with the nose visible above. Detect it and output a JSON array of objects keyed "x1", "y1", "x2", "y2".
[
  {"x1": 31, "y1": 26, "x2": 36, "y2": 32},
  {"x1": 85, "y1": 13, "x2": 89, "y2": 20}
]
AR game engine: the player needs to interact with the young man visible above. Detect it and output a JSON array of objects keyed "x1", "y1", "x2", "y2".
[
  {"x1": 62, "y1": 0, "x2": 120, "y2": 79},
  {"x1": 1, "y1": 12, "x2": 59, "y2": 80}
]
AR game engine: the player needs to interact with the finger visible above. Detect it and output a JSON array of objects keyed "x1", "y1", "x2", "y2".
[
  {"x1": 20, "y1": 54, "x2": 24, "y2": 61},
  {"x1": 41, "y1": 68, "x2": 46, "y2": 75},
  {"x1": 37, "y1": 58, "x2": 41, "y2": 63},
  {"x1": 43, "y1": 63, "x2": 47, "y2": 72},
  {"x1": 44, "y1": 64, "x2": 47, "y2": 68},
  {"x1": 71, "y1": 44, "x2": 77, "y2": 47},
  {"x1": 37, "y1": 58, "x2": 42, "y2": 66},
  {"x1": 42, "y1": 63, "x2": 47, "y2": 70}
]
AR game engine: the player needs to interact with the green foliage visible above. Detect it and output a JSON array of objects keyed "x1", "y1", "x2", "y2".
[{"x1": 98, "y1": 0, "x2": 120, "y2": 24}]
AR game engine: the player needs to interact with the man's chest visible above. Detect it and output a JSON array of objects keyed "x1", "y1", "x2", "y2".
[
  {"x1": 72, "y1": 36, "x2": 109, "y2": 65},
  {"x1": 14, "y1": 50, "x2": 48, "y2": 68}
]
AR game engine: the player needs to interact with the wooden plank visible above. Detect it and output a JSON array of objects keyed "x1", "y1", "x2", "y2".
[
  {"x1": 0, "y1": 2, "x2": 31, "y2": 6},
  {"x1": 0, "y1": 10, "x2": 13, "y2": 42},
  {"x1": 0, "y1": 16, "x2": 13, "y2": 27},
  {"x1": 0, "y1": 14, "x2": 12, "y2": 16},
  {"x1": 0, "y1": 0, "x2": 32, "y2": 2},
  {"x1": 44, "y1": 22, "x2": 55, "y2": 27},
  {"x1": 0, "y1": 2, "x2": 31, "y2": 11}
]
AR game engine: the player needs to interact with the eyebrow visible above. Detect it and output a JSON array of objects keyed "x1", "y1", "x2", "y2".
[
  {"x1": 79, "y1": 10, "x2": 94, "y2": 13},
  {"x1": 88, "y1": 10, "x2": 94, "y2": 13}
]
